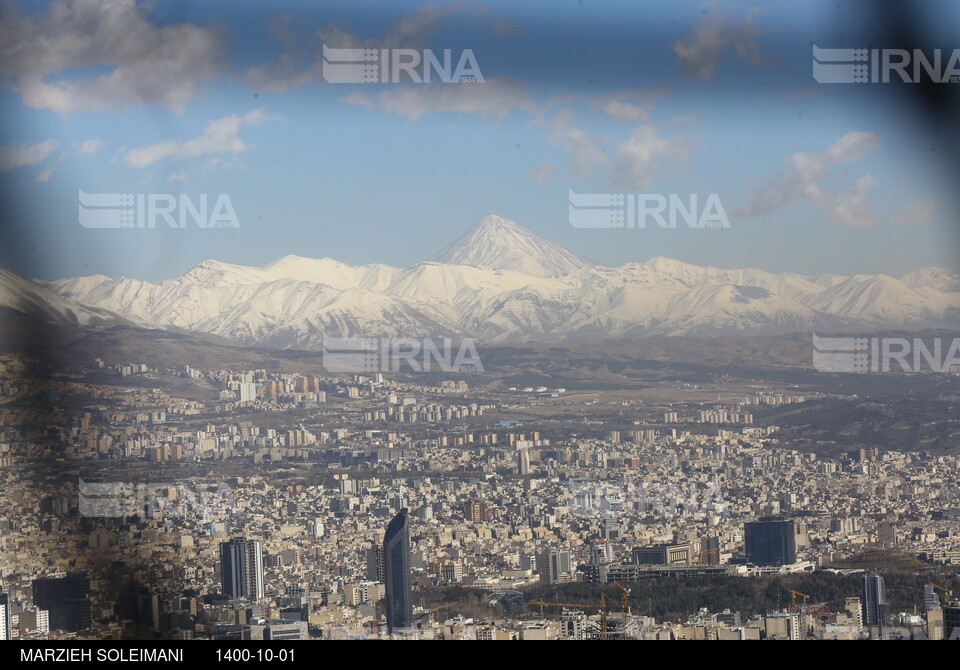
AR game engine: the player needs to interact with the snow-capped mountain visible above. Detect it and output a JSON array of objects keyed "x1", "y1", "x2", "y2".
[
  {"x1": 429, "y1": 214, "x2": 589, "y2": 277},
  {"x1": 0, "y1": 268, "x2": 129, "y2": 327},
  {"x1": 4, "y1": 215, "x2": 958, "y2": 348}
]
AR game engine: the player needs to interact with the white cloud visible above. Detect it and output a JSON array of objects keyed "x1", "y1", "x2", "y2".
[
  {"x1": 246, "y1": 5, "x2": 469, "y2": 93},
  {"x1": 0, "y1": 139, "x2": 59, "y2": 170},
  {"x1": 600, "y1": 99, "x2": 653, "y2": 123},
  {"x1": 547, "y1": 111, "x2": 607, "y2": 179},
  {"x1": 609, "y1": 126, "x2": 690, "y2": 190},
  {"x1": 122, "y1": 109, "x2": 277, "y2": 168},
  {"x1": 889, "y1": 196, "x2": 938, "y2": 226},
  {"x1": 735, "y1": 131, "x2": 882, "y2": 226},
  {"x1": 818, "y1": 130, "x2": 881, "y2": 165},
  {"x1": 815, "y1": 174, "x2": 878, "y2": 227},
  {"x1": 671, "y1": 8, "x2": 781, "y2": 80},
  {"x1": 585, "y1": 89, "x2": 665, "y2": 123},
  {"x1": 339, "y1": 76, "x2": 673, "y2": 185},
  {"x1": 526, "y1": 162, "x2": 554, "y2": 184},
  {"x1": 547, "y1": 111, "x2": 689, "y2": 190},
  {"x1": 35, "y1": 168, "x2": 53, "y2": 183},
  {"x1": 165, "y1": 171, "x2": 187, "y2": 183},
  {"x1": 298, "y1": 10, "x2": 675, "y2": 190},
  {"x1": 78, "y1": 139, "x2": 102, "y2": 155},
  {"x1": 0, "y1": 0, "x2": 224, "y2": 113}
]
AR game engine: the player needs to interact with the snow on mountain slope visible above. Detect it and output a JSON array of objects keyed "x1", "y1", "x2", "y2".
[
  {"x1": 252, "y1": 289, "x2": 456, "y2": 351},
  {"x1": 0, "y1": 269, "x2": 129, "y2": 327},
  {"x1": 429, "y1": 214, "x2": 589, "y2": 277},
  {"x1": 653, "y1": 284, "x2": 836, "y2": 336},
  {"x1": 803, "y1": 274, "x2": 957, "y2": 326},
  {"x1": 23, "y1": 214, "x2": 960, "y2": 347},
  {"x1": 899, "y1": 267, "x2": 960, "y2": 293},
  {"x1": 641, "y1": 257, "x2": 830, "y2": 300},
  {"x1": 174, "y1": 256, "x2": 401, "y2": 292}
]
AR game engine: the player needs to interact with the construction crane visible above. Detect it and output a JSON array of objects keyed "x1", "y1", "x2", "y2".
[
  {"x1": 930, "y1": 583, "x2": 952, "y2": 603},
  {"x1": 415, "y1": 603, "x2": 452, "y2": 621},
  {"x1": 530, "y1": 596, "x2": 612, "y2": 640},
  {"x1": 786, "y1": 589, "x2": 810, "y2": 611},
  {"x1": 611, "y1": 581, "x2": 631, "y2": 615},
  {"x1": 698, "y1": 548, "x2": 720, "y2": 566}
]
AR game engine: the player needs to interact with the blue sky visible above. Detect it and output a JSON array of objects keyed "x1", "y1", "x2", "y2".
[{"x1": 1, "y1": 0, "x2": 959, "y2": 282}]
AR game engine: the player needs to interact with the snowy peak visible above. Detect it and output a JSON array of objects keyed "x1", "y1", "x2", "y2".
[
  {"x1": 900, "y1": 267, "x2": 960, "y2": 293},
  {"x1": 12, "y1": 212, "x2": 960, "y2": 348},
  {"x1": 428, "y1": 214, "x2": 590, "y2": 277},
  {"x1": 0, "y1": 269, "x2": 128, "y2": 327},
  {"x1": 175, "y1": 255, "x2": 402, "y2": 292},
  {"x1": 179, "y1": 259, "x2": 258, "y2": 287}
]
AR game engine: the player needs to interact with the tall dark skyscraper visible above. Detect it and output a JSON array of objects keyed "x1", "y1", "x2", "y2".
[
  {"x1": 744, "y1": 518, "x2": 797, "y2": 566},
  {"x1": 366, "y1": 546, "x2": 386, "y2": 583},
  {"x1": 945, "y1": 602, "x2": 960, "y2": 641},
  {"x1": 861, "y1": 573, "x2": 890, "y2": 626},
  {"x1": 220, "y1": 538, "x2": 265, "y2": 601},
  {"x1": 32, "y1": 574, "x2": 91, "y2": 633},
  {"x1": 0, "y1": 593, "x2": 10, "y2": 641},
  {"x1": 383, "y1": 508, "x2": 412, "y2": 634}
]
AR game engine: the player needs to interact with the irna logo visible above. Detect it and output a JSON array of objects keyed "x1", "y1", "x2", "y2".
[
  {"x1": 321, "y1": 44, "x2": 484, "y2": 84},
  {"x1": 78, "y1": 190, "x2": 240, "y2": 229},
  {"x1": 812, "y1": 44, "x2": 960, "y2": 84}
]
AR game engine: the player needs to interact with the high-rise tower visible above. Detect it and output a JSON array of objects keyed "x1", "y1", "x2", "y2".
[
  {"x1": 0, "y1": 593, "x2": 10, "y2": 640},
  {"x1": 861, "y1": 573, "x2": 889, "y2": 626},
  {"x1": 220, "y1": 538, "x2": 265, "y2": 601},
  {"x1": 744, "y1": 518, "x2": 797, "y2": 566},
  {"x1": 383, "y1": 508, "x2": 413, "y2": 634}
]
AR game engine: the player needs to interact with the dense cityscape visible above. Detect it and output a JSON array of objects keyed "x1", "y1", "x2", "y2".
[{"x1": 1, "y1": 350, "x2": 958, "y2": 640}]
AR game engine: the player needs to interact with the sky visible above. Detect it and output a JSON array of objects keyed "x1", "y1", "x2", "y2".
[{"x1": 1, "y1": 0, "x2": 959, "y2": 282}]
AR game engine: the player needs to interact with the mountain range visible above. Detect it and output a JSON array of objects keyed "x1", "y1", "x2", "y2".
[{"x1": 2, "y1": 215, "x2": 958, "y2": 350}]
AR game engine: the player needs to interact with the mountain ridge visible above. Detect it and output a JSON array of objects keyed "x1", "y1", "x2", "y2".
[{"x1": 4, "y1": 214, "x2": 958, "y2": 349}]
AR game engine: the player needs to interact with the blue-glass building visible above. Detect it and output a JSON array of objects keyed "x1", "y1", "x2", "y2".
[{"x1": 384, "y1": 508, "x2": 412, "y2": 634}]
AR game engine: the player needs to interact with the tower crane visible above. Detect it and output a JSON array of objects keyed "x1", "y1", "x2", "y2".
[
  {"x1": 530, "y1": 595, "x2": 612, "y2": 640},
  {"x1": 786, "y1": 589, "x2": 810, "y2": 611},
  {"x1": 611, "y1": 581, "x2": 631, "y2": 615}
]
